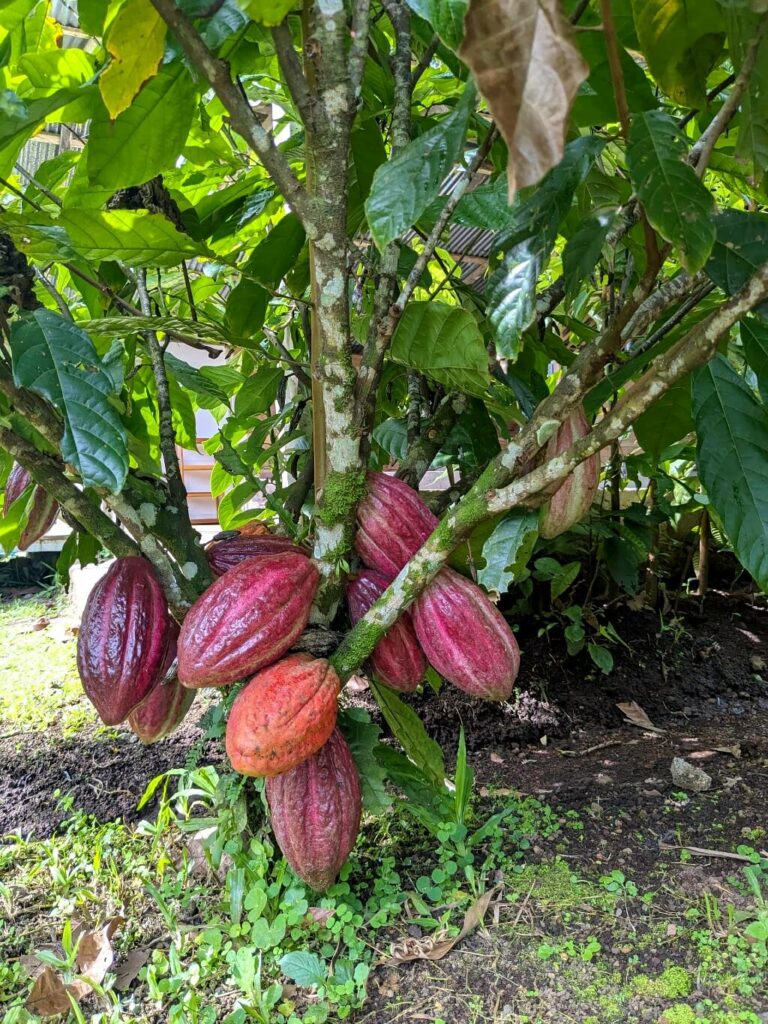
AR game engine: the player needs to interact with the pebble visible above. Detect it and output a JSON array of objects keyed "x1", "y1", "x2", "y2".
[{"x1": 670, "y1": 756, "x2": 712, "y2": 792}]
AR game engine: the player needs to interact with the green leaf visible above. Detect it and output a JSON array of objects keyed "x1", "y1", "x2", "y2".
[
  {"x1": 225, "y1": 280, "x2": 268, "y2": 342},
  {"x1": 0, "y1": 0, "x2": 37, "y2": 43},
  {"x1": 728, "y1": 8, "x2": 768, "y2": 180},
  {"x1": 634, "y1": 378, "x2": 694, "y2": 458},
  {"x1": 365, "y1": 82, "x2": 475, "y2": 250},
  {"x1": 338, "y1": 707, "x2": 392, "y2": 815},
  {"x1": 692, "y1": 354, "x2": 768, "y2": 591},
  {"x1": 0, "y1": 210, "x2": 208, "y2": 268},
  {"x1": 477, "y1": 510, "x2": 539, "y2": 595},
  {"x1": 78, "y1": 0, "x2": 109, "y2": 34},
  {"x1": 706, "y1": 211, "x2": 768, "y2": 317},
  {"x1": 0, "y1": 477, "x2": 33, "y2": 555},
  {"x1": 243, "y1": 214, "x2": 306, "y2": 289},
  {"x1": 10, "y1": 311, "x2": 128, "y2": 492},
  {"x1": 0, "y1": 86, "x2": 93, "y2": 148},
  {"x1": 550, "y1": 560, "x2": 581, "y2": 601},
  {"x1": 389, "y1": 301, "x2": 490, "y2": 395},
  {"x1": 372, "y1": 417, "x2": 409, "y2": 461},
  {"x1": 403, "y1": 0, "x2": 469, "y2": 49},
  {"x1": 88, "y1": 63, "x2": 197, "y2": 189},
  {"x1": 627, "y1": 112, "x2": 716, "y2": 274},
  {"x1": 451, "y1": 175, "x2": 511, "y2": 230},
  {"x1": 370, "y1": 681, "x2": 445, "y2": 789},
  {"x1": 562, "y1": 209, "x2": 618, "y2": 295},
  {"x1": 99, "y1": 0, "x2": 167, "y2": 118},
  {"x1": 164, "y1": 353, "x2": 231, "y2": 408},
  {"x1": 78, "y1": 316, "x2": 228, "y2": 346},
  {"x1": 233, "y1": 367, "x2": 282, "y2": 419},
  {"x1": 240, "y1": 0, "x2": 295, "y2": 26},
  {"x1": 741, "y1": 317, "x2": 768, "y2": 403},
  {"x1": 19, "y1": 50, "x2": 97, "y2": 90},
  {"x1": 630, "y1": 0, "x2": 725, "y2": 107},
  {"x1": 588, "y1": 643, "x2": 614, "y2": 675},
  {"x1": 279, "y1": 951, "x2": 326, "y2": 987},
  {"x1": 603, "y1": 533, "x2": 642, "y2": 594}
]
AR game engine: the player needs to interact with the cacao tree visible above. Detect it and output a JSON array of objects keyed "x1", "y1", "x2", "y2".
[{"x1": 2, "y1": 0, "x2": 768, "y2": 886}]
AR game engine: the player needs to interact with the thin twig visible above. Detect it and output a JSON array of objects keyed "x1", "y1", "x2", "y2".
[
  {"x1": 659, "y1": 843, "x2": 768, "y2": 863},
  {"x1": 628, "y1": 281, "x2": 716, "y2": 357},
  {"x1": 411, "y1": 34, "x2": 440, "y2": 89},
  {"x1": 180, "y1": 261, "x2": 197, "y2": 322},
  {"x1": 272, "y1": 21, "x2": 315, "y2": 129},
  {"x1": 33, "y1": 268, "x2": 73, "y2": 320},
  {"x1": 263, "y1": 325, "x2": 312, "y2": 388},
  {"x1": 13, "y1": 164, "x2": 64, "y2": 207},
  {"x1": 677, "y1": 73, "x2": 736, "y2": 129}
]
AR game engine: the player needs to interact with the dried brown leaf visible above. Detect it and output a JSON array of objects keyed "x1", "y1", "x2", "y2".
[
  {"x1": 76, "y1": 917, "x2": 123, "y2": 984},
  {"x1": 25, "y1": 968, "x2": 84, "y2": 1017},
  {"x1": 617, "y1": 701, "x2": 665, "y2": 733},
  {"x1": 385, "y1": 885, "x2": 501, "y2": 965},
  {"x1": 459, "y1": 0, "x2": 588, "y2": 199},
  {"x1": 113, "y1": 948, "x2": 150, "y2": 991}
]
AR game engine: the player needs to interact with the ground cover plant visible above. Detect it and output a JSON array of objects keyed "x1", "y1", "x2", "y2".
[{"x1": 2, "y1": 0, "x2": 768, "y2": 1019}]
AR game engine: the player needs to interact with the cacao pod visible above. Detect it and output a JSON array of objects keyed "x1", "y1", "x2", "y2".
[
  {"x1": 206, "y1": 533, "x2": 305, "y2": 577},
  {"x1": 77, "y1": 556, "x2": 171, "y2": 725},
  {"x1": 412, "y1": 567, "x2": 520, "y2": 701},
  {"x1": 266, "y1": 727, "x2": 362, "y2": 892},
  {"x1": 127, "y1": 622, "x2": 195, "y2": 743},
  {"x1": 539, "y1": 406, "x2": 600, "y2": 540},
  {"x1": 226, "y1": 653, "x2": 339, "y2": 777},
  {"x1": 3, "y1": 464, "x2": 58, "y2": 551},
  {"x1": 355, "y1": 472, "x2": 437, "y2": 577},
  {"x1": 178, "y1": 551, "x2": 319, "y2": 688},
  {"x1": 346, "y1": 569, "x2": 425, "y2": 692}
]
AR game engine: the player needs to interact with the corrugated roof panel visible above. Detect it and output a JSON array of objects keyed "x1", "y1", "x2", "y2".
[{"x1": 50, "y1": 0, "x2": 79, "y2": 27}]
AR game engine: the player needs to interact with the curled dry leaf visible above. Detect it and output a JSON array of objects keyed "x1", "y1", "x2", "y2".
[
  {"x1": 459, "y1": 0, "x2": 588, "y2": 199},
  {"x1": 384, "y1": 885, "x2": 501, "y2": 965},
  {"x1": 617, "y1": 701, "x2": 665, "y2": 734}
]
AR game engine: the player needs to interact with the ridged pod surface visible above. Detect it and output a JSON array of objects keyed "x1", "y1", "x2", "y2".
[
  {"x1": 226, "y1": 653, "x2": 339, "y2": 777},
  {"x1": 127, "y1": 622, "x2": 195, "y2": 743},
  {"x1": 266, "y1": 727, "x2": 362, "y2": 891},
  {"x1": 3, "y1": 464, "x2": 59, "y2": 551},
  {"x1": 412, "y1": 568, "x2": 520, "y2": 701},
  {"x1": 77, "y1": 557, "x2": 171, "y2": 725},
  {"x1": 206, "y1": 534, "x2": 305, "y2": 577},
  {"x1": 177, "y1": 551, "x2": 318, "y2": 688},
  {"x1": 539, "y1": 406, "x2": 600, "y2": 540},
  {"x1": 355, "y1": 472, "x2": 437, "y2": 576},
  {"x1": 346, "y1": 569, "x2": 425, "y2": 692}
]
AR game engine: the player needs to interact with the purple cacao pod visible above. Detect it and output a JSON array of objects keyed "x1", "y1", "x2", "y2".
[
  {"x1": 77, "y1": 557, "x2": 171, "y2": 725},
  {"x1": 3, "y1": 464, "x2": 58, "y2": 550},
  {"x1": 266, "y1": 727, "x2": 362, "y2": 891},
  {"x1": 539, "y1": 406, "x2": 600, "y2": 540},
  {"x1": 355, "y1": 472, "x2": 437, "y2": 577},
  {"x1": 412, "y1": 567, "x2": 520, "y2": 701},
  {"x1": 346, "y1": 569, "x2": 425, "y2": 692},
  {"x1": 177, "y1": 551, "x2": 319, "y2": 688},
  {"x1": 127, "y1": 622, "x2": 195, "y2": 743},
  {"x1": 206, "y1": 534, "x2": 305, "y2": 577}
]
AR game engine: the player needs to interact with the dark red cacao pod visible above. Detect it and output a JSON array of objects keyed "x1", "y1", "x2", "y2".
[
  {"x1": 346, "y1": 569, "x2": 425, "y2": 692},
  {"x1": 355, "y1": 472, "x2": 437, "y2": 577},
  {"x1": 205, "y1": 534, "x2": 305, "y2": 577},
  {"x1": 3, "y1": 464, "x2": 58, "y2": 551},
  {"x1": 177, "y1": 551, "x2": 319, "y2": 688},
  {"x1": 77, "y1": 557, "x2": 171, "y2": 725},
  {"x1": 127, "y1": 622, "x2": 195, "y2": 743},
  {"x1": 412, "y1": 567, "x2": 520, "y2": 701},
  {"x1": 539, "y1": 406, "x2": 600, "y2": 540},
  {"x1": 226, "y1": 653, "x2": 339, "y2": 777},
  {"x1": 266, "y1": 727, "x2": 362, "y2": 892}
]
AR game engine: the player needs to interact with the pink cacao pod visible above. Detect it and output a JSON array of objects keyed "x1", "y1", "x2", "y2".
[
  {"x1": 127, "y1": 622, "x2": 195, "y2": 743},
  {"x1": 3, "y1": 464, "x2": 59, "y2": 550},
  {"x1": 177, "y1": 551, "x2": 319, "y2": 688},
  {"x1": 412, "y1": 567, "x2": 520, "y2": 701},
  {"x1": 355, "y1": 472, "x2": 437, "y2": 576},
  {"x1": 346, "y1": 569, "x2": 425, "y2": 692},
  {"x1": 206, "y1": 533, "x2": 305, "y2": 577},
  {"x1": 77, "y1": 557, "x2": 171, "y2": 725},
  {"x1": 266, "y1": 727, "x2": 362, "y2": 891},
  {"x1": 226, "y1": 653, "x2": 340, "y2": 777},
  {"x1": 539, "y1": 406, "x2": 600, "y2": 540}
]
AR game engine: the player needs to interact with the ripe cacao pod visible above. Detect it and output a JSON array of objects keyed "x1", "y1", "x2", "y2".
[
  {"x1": 539, "y1": 406, "x2": 600, "y2": 540},
  {"x1": 178, "y1": 551, "x2": 318, "y2": 688},
  {"x1": 206, "y1": 533, "x2": 305, "y2": 577},
  {"x1": 3, "y1": 464, "x2": 58, "y2": 551},
  {"x1": 346, "y1": 569, "x2": 425, "y2": 692},
  {"x1": 266, "y1": 727, "x2": 362, "y2": 891},
  {"x1": 226, "y1": 653, "x2": 339, "y2": 777},
  {"x1": 77, "y1": 557, "x2": 171, "y2": 725},
  {"x1": 355, "y1": 472, "x2": 437, "y2": 577},
  {"x1": 412, "y1": 567, "x2": 520, "y2": 701},
  {"x1": 127, "y1": 622, "x2": 195, "y2": 743}
]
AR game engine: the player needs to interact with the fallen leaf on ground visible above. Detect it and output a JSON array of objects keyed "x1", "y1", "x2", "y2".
[
  {"x1": 714, "y1": 744, "x2": 742, "y2": 758},
  {"x1": 113, "y1": 949, "x2": 150, "y2": 991},
  {"x1": 30, "y1": 617, "x2": 50, "y2": 631},
  {"x1": 617, "y1": 701, "x2": 665, "y2": 733},
  {"x1": 385, "y1": 885, "x2": 501, "y2": 965},
  {"x1": 490, "y1": 752, "x2": 504, "y2": 764}
]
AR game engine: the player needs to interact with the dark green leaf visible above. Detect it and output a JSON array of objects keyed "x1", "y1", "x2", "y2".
[
  {"x1": 693, "y1": 354, "x2": 768, "y2": 590},
  {"x1": 165, "y1": 352, "x2": 230, "y2": 408},
  {"x1": 588, "y1": 643, "x2": 614, "y2": 674},
  {"x1": 243, "y1": 214, "x2": 306, "y2": 289},
  {"x1": 707, "y1": 211, "x2": 768, "y2": 317},
  {"x1": 279, "y1": 952, "x2": 326, "y2": 987},
  {"x1": 562, "y1": 210, "x2": 618, "y2": 294},
  {"x1": 10, "y1": 311, "x2": 128, "y2": 492},
  {"x1": 233, "y1": 367, "x2": 283, "y2": 419},
  {"x1": 390, "y1": 302, "x2": 490, "y2": 395},
  {"x1": 477, "y1": 510, "x2": 539, "y2": 595},
  {"x1": 603, "y1": 533, "x2": 641, "y2": 593},
  {"x1": 370, "y1": 681, "x2": 445, "y2": 789},
  {"x1": 404, "y1": 0, "x2": 468, "y2": 48},
  {"x1": 634, "y1": 378, "x2": 694, "y2": 458},
  {"x1": 225, "y1": 280, "x2": 268, "y2": 342},
  {"x1": 741, "y1": 316, "x2": 768, "y2": 403},
  {"x1": 338, "y1": 707, "x2": 392, "y2": 815},
  {"x1": 372, "y1": 418, "x2": 409, "y2": 461}
]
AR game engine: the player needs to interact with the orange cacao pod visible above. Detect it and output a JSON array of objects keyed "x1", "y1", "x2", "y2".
[
  {"x1": 539, "y1": 406, "x2": 600, "y2": 540},
  {"x1": 77, "y1": 557, "x2": 171, "y2": 725},
  {"x1": 355, "y1": 472, "x2": 437, "y2": 576},
  {"x1": 177, "y1": 551, "x2": 318, "y2": 688},
  {"x1": 412, "y1": 567, "x2": 520, "y2": 701},
  {"x1": 346, "y1": 569, "x2": 425, "y2": 692},
  {"x1": 225, "y1": 653, "x2": 339, "y2": 777},
  {"x1": 266, "y1": 727, "x2": 362, "y2": 891}
]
